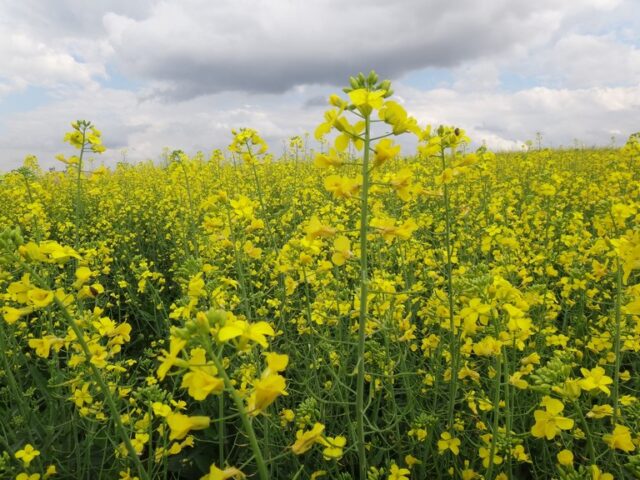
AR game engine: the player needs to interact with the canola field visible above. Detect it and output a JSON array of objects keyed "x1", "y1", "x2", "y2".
[{"x1": 1, "y1": 73, "x2": 640, "y2": 480}]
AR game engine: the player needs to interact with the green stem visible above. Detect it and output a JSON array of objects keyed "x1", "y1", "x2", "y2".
[
  {"x1": 442, "y1": 146, "x2": 458, "y2": 428},
  {"x1": 179, "y1": 160, "x2": 199, "y2": 257},
  {"x1": 20, "y1": 262, "x2": 148, "y2": 480},
  {"x1": 573, "y1": 400, "x2": 596, "y2": 463},
  {"x1": 250, "y1": 162, "x2": 277, "y2": 250},
  {"x1": 486, "y1": 353, "x2": 502, "y2": 480},
  {"x1": 0, "y1": 324, "x2": 42, "y2": 447},
  {"x1": 208, "y1": 350, "x2": 269, "y2": 480},
  {"x1": 612, "y1": 259, "x2": 623, "y2": 424},
  {"x1": 356, "y1": 112, "x2": 371, "y2": 479},
  {"x1": 54, "y1": 298, "x2": 149, "y2": 480},
  {"x1": 224, "y1": 203, "x2": 252, "y2": 321},
  {"x1": 74, "y1": 130, "x2": 87, "y2": 247},
  {"x1": 219, "y1": 394, "x2": 225, "y2": 467}
]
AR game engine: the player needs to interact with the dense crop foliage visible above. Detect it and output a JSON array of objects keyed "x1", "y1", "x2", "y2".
[{"x1": 1, "y1": 73, "x2": 640, "y2": 480}]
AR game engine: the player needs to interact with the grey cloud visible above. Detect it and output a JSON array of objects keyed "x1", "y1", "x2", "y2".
[
  {"x1": 0, "y1": 0, "x2": 154, "y2": 38},
  {"x1": 302, "y1": 95, "x2": 328, "y2": 108},
  {"x1": 101, "y1": 0, "x2": 586, "y2": 100}
]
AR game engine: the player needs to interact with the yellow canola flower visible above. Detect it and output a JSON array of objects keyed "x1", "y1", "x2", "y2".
[
  {"x1": 586, "y1": 404, "x2": 613, "y2": 419},
  {"x1": 217, "y1": 319, "x2": 275, "y2": 350},
  {"x1": 521, "y1": 352, "x2": 541, "y2": 366},
  {"x1": 537, "y1": 183, "x2": 556, "y2": 196},
  {"x1": 314, "y1": 149, "x2": 345, "y2": 169},
  {"x1": 16, "y1": 474, "x2": 40, "y2": 480},
  {"x1": 291, "y1": 423, "x2": 325, "y2": 455},
  {"x1": 404, "y1": 454, "x2": 421, "y2": 467},
  {"x1": 157, "y1": 337, "x2": 188, "y2": 381},
  {"x1": 388, "y1": 464, "x2": 411, "y2": 480},
  {"x1": 590, "y1": 465, "x2": 614, "y2": 480},
  {"x1": 166, "y1": 412, "x2": 210, "y2": 441},
  {"x1": 188, "y1": 273, "x2": 206, "y2": 299},
  {"x1": 319, "y1": 435, "x2": 347, "y2": 460},
  {"x1": 472, "y1": 336, "x2": 502, "y2": 356},
  {"x1": 3, "y1": 305, "x2": 33, "y2": 324},
  {"x1": 243, "y1": 241, "x2": 262, "y2": 260},
  {"x1": 247, "y1": 352, "x2": 289, "y2": 415},
  {"x1": 15, "y1": 444, "x2": 40, "y2": 467},
  {"x1": 348, "y1": 88, "x2": 386, "y2": 116},
  {"x1": 200, "y1": 464, "x2": 245, "y2": 480},
  {"x1": 315, "y1": 108, "x2": 343, "y2": 140},
  {"x1": 324, "y1": 175, "x2": 362, "y2": 200},
  {"x1": 152, "y1": 402, "x2": 172, "y2": 417},
  {"x1": 511, "y1": 444, "x2": 531, "y2": 463},
  {"x1": 181, "y1": 348, "x2": 224, "y2": 401},
  {"x1": 373, "y1": 139, "x2": 401, "y2": 168},
  {"x1": 228, "y1": 128, "x2": 268, "y2": 161},
  {"x1": 602, "y1": 424, "x2": 636, "y2": 452},
  {"x1": 530, "y1": 396, "x2": 574, "y2": 440},
  {"x1": 611, "y1": 231, "x2": 640, "y2": 284},
  {"x1": 370, "y1": 217, "x2": 418, "y2": 243},
  {"x1": 435, "y1": 167, "x2": 457, "y2": 186},
  {"x1": 26, "y1": 287, "x2": 54, "y2": 308},
  {"x1": 71, "y1": 383, "x2": 93, "y2": 408},
  {"x1": 28, "y1": 335, "x2": 64, "y2": 358},
  {"x1": 557, "y1": 449, "x2": 573, "y2": 466},
  {"x1": 333, "y1": 119, "x2": 365, "y2": 152},
  {"x1": 460, "y1": 298, "x2": 491, "y2": 323},
  {"x1": 131, "y1": 433, "x2": 149, "y2": 455},
  {"x1": 332, "y1": 235, "x2": 353, "y2": 266},
  {"x1": 264, "y1": 352, "x2": 289, "y2": 374},
  {"x1": 44, "y1": 465, "x2": 56, "y2": 479},
  {"x1": 378, "y1": 100, "x2": 418, "y2": 135},
  {"x1": 478, "y1": 445, "x2": 503, "y2": 469},
  {"x1": 437, "y1": 432, "x2": 461, "y2": 455},
  {"x1": 579, "y1": 366, "x2": 613, "y2": 396},
  {"x1": 247, "y1": 373, "x2": 288, "y2": 416},
  {"x1": 388, "y1": 167, "x2": 413, "y2": 201},
  {"x1": 19, "y1": 240, "x2": 81, "y2": 264},
  {"x1": 229, "y1": 195, "x2": 255, "y2": 219},
  {"x1": 305, "y1": 216, "x2": 336, "y2": 240},
  {"x1": 7, "y1": 273, "x2": 32, "y2": 303},
  {"x1": 72, "y1": 266, "x2": 94, "y2": 289}
]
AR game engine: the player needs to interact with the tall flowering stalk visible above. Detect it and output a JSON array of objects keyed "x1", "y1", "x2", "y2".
[
  {"x1": 56, "y1": 120, "x2": 105, "y2": 246},
  {"x1": 313, "y1": 71, "x2": 420, "y2": 477}
]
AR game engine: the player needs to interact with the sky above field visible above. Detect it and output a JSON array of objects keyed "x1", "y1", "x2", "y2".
[{"x1": 1, "y1": 0, "x2": 639, "y2": 169}]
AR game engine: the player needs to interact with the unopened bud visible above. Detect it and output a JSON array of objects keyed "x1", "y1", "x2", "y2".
[
  {"x1": 379, "y1": 80, "x2": 391, "y2": 92},
  {"x1": 329, "y1": 94, "x2": 344, "y2": 108}
]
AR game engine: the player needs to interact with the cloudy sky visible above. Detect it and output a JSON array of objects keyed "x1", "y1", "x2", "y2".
[{"x1": 1, "y1": 0, "x2": 639, "y2": 169}]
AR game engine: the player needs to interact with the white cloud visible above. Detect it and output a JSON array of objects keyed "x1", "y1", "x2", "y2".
[
  {"x1": 403, "y1": 83, "x2": 640, "y2": 148},
  {"x1": 1, "y1": 80, "x2": 638, "y2": 171},
  {"x1": 542, "y1": 33, "x2": 640, "y2": 88},
  {"x1": 0, "y1": 86, "x2": 325, "y2": 169},
  {"x1": 0, "y1": 0, "x2": 639, "y2": 169},
  {"x1": 0, "y1": 29, "x2": 104, "y2": 97}
]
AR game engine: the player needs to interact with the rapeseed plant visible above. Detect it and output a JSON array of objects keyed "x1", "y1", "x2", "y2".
[{"x1": 0, "y1": 77, "x2": 639, "y2": 479}]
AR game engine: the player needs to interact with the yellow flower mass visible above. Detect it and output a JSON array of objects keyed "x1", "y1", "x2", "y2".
[{"x1": 1, "y1": 75, "x2": 640, "y2": 480}]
